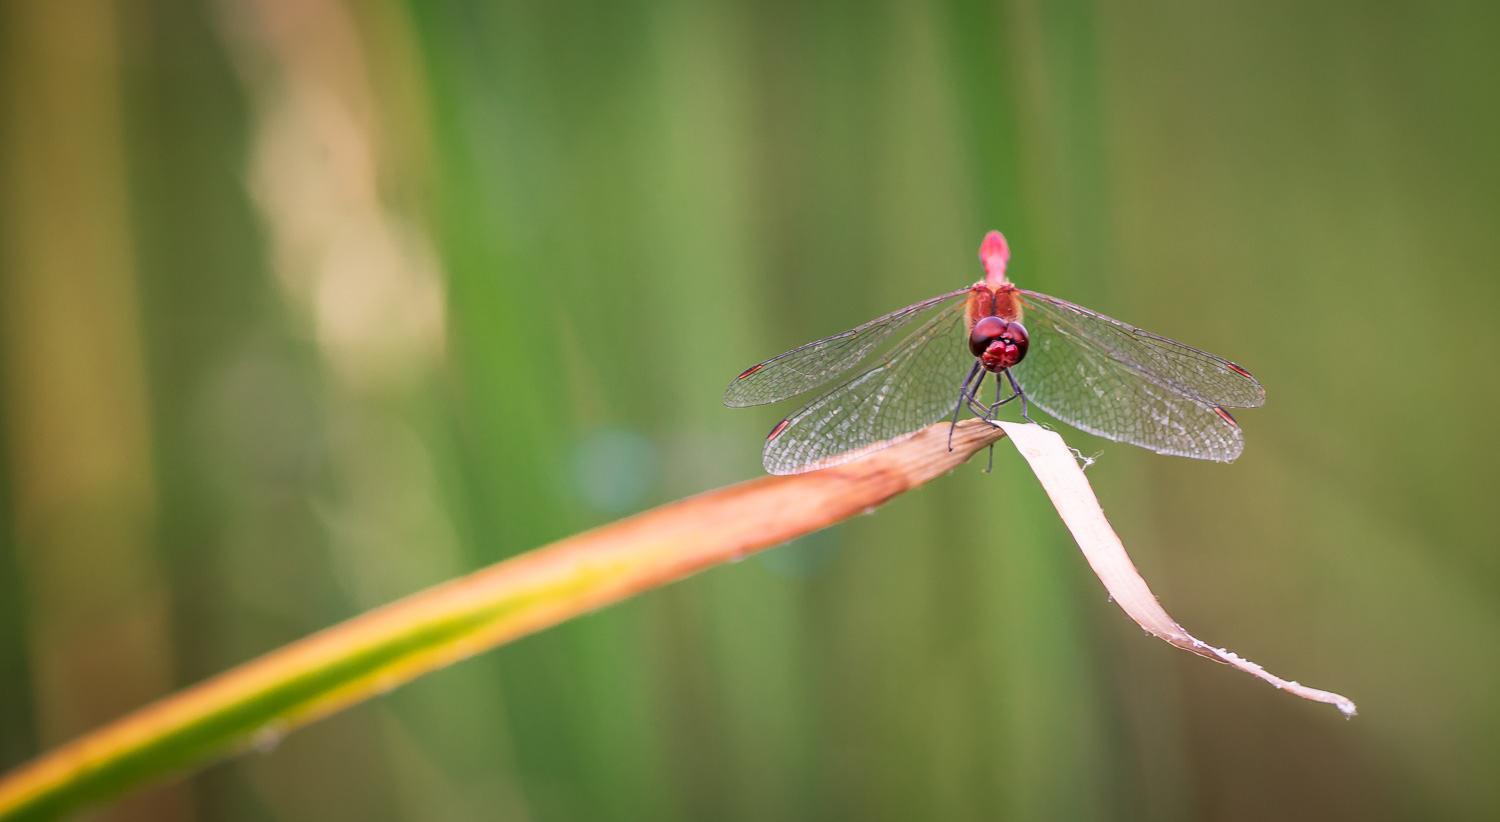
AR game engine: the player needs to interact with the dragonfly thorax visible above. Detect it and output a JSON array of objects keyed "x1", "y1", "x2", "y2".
[{"x1": 969, "y1": 315, "x2": 1028, "y2": 372}]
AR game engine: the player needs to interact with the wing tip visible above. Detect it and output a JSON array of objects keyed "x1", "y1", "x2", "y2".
[
  {"x1": 1228, "y1": 362, "x2": 1269, "y2": 408},
  {"x1": 722, "y1": 363, "x2": 766, "y2": 406}
]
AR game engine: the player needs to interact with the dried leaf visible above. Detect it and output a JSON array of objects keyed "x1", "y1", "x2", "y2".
[{"x1": 995, "y1": 421, "x2": 1356, "y2": 717}]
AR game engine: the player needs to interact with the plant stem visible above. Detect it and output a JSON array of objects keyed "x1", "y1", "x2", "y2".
[{"x1": 0, "y1": 420, "x2": 1008, "y2": 822}]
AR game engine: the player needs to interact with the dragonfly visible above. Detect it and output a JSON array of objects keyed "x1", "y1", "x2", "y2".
[{"x1": 724, "y1": 231, "x2": 1265, "y2": 475}]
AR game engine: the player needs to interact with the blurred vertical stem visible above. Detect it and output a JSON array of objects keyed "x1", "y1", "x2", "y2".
[{"x1": 0, "y1": 2, "x2": 188, "y2": 820}]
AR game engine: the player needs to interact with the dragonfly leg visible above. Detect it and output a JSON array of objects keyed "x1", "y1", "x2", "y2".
[
  {"x1": 948, "y1": 362, "x2": 982, "y2": 451},
  {"x1": 987, "y1": 372, "x2": 1021, "y2": 414},
  {"x1": 966, "y1": 370, "x2": 1024, "y2": 420},
  {"x1": 965, "y1": 372, "x2": 997, "y2": 420},
  {"x1": 1004, "y1": 368, "x2": 1033, "y2": 423},
  {"x1": 976, "y1": 373, "x2": 1021, "y2": 473},
  {"x1": 982, "y1": 374, "x2": 1000, "y2": 477},
  {"x1": 967, "y1": 372, "x2": 1006, "y2": 424},
  {"x1": 962, "y1": 367, "x2": 1001, "y2": 471}
]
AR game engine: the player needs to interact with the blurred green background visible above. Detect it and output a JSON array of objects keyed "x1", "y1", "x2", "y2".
[{"x1": 3, "y1": 1, "x2": 1498, "y2": 820}]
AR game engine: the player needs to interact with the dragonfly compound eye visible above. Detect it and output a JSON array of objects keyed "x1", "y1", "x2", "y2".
[
  {"x1": 1002, "y1": 321, "x2": 1028, "y2": 359},
  {"x1": 968, "y1": 315, "x2": 1009, "y2": 358},
  {"x1": 976, "y1": 320, "x2": 1028, "y2": 371}
]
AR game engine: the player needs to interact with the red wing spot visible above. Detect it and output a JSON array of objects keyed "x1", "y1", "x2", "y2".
[
  {"x1": 737, "y1": 363, "x2": 764, "y2": 380},
  {"x1": 766, "y1": 419, "x2": 792, "y2": 441},
  {"x1": 1212, "y1": 406, "x2": 1239, "y2": 426},
  {"x1": 1226, "y1": 362, "x2": 1254, "y2": 378}
]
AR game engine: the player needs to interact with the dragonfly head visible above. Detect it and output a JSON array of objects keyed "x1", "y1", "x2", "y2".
[{"x1": 969, "y1": 316, "x2": 1028, "y2": 371}]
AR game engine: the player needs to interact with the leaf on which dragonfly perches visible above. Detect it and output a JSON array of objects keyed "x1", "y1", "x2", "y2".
[
  {"x1": 994, "y1": 420, "x2": 1357, "y2": 717},
  {"x1": 0, "y1": 420, "x2": 1012, "y2": 821}
]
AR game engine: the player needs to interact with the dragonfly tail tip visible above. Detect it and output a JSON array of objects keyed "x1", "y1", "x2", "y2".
[{"x1": 980, "y1": 231, "x2": 1010, "y2": 285}]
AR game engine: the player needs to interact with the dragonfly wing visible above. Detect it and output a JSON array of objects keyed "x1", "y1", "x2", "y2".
[
  {"x1": 761, "y1": 303, "x2": 972, "y2": 475},
  {"x1": 1017, "y1": 291, "x2": 1265, "y2": 408},
  {"x1": 724, "y1": 288, "x2": 971, "y2": 407},
  {"x1": 1011, "y1": 294, "x2": 1249, "y2": 462}
]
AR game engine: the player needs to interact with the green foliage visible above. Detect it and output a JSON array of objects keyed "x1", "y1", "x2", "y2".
[{"x1": 3, "y1": 0, "x2": 1499, "y2": 820}]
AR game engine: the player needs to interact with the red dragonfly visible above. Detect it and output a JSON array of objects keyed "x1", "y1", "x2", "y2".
[{"x1": 725, "y1": 231, "x2": 1264, "y2": 475}]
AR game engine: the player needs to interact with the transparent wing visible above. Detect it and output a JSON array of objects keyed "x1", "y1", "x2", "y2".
[
  {"x1": 724, "y1": 288, "x2": 971, "y2": 407},
  {"x1": 1011, "y1": 292, "x2": 1258, "y2": 462},
  {"x1": 1016, "y1": 290, "x2": 1265, "y2": 408},
  {"x1": 761, "y1": 302, "x2": 973, "y2": 475}
]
